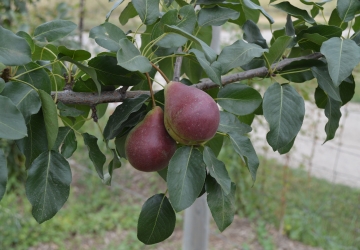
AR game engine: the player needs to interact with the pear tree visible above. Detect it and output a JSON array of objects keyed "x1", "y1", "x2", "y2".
[{"x1": 0, "y1": 0, "x2": 359, "y2": 245}]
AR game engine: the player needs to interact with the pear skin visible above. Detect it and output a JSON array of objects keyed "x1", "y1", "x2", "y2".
[
  {"x1": 125, "y1": 106, "x2": 177, "y2": 172},
  {"x1": 164, "y1": 81, "x2": 220, "y2": 145}
]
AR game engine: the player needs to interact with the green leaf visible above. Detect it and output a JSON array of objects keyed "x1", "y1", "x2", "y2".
[
  {"x1": 0, "y1": 26, "x2": 32, "y2": 66},
  {"x1": 228, "y1": 132, "x2": 259, "y2": 181},
  {"x1": 15, "y1": 62, "x2": 51, "y2": 94},
  {"x1": 314, "y1": 87, "x2": 328, "y2": 109},
  {"x1": 0, "y1": 95, "x2": 27, "y2": 140},
  {"x1": 16, "y1": 31, "x2": 35, "y2": 53},
  {"x1": 263, "y1": 83, "x2": 305, "y2": 151},
  {"x1": 272, "y1": 1, "x2": 316, "y2": 24},
  {"x1": 163, "y1": 25, "x2": 217, "y2": 63},
  {"x1": 280, "y1": 59, "x2": 321, "y2": 83},
  {"x1": 337, "y1": 0, "x2": 360, "y2": 23},
  {"x1": 243, "y1": 20, "x2": 268, "y2": 49},
  {"x1": 106, "y1": 0, "x2": 125, "y2": 21},
  {"x1": 339, "y1": 76, "x2": 355, "y2": 105},
  {"x1": 60, "y1": 105, "x2": 90, "y2": 130},
  {"x1": 218, "y1": 111, "x2": 252, "y2": 134},
  {"x1": 137, "y1": 194, "x2": 176, "y2": 245},
  {"x1": 0, "y1": 78, "x2": 5, "y2": 93},
  {"x1": 311, "y1": 66, "x2": 341, "y2": 102},
  {"x1": 264, "y1": 36, "x2": 293, "y2": 66},
  {"x1": 26, "y1": 150, "x2": 72, "y2": 223},
  {"x1": 38, "y1": 90, "x2": 58, "y2": 150},
  {"x1": 152, "y1": 5, "x2": 196, "y2": 48},
  {"x1": 33, "y1": 20, "x2": 77, "y2": 43},
  {"x1": 52, "y1": 127, "x2": 77, "y2": 159},
  {"x1": 119, "y1": 2, "x2": 138, "y2": 25},
  {"x1": 278, "y1": 137, "x2": 296, "y2": 155},
  {"x1": 104, "y1": 149, "x2": 122, "y2": 185},
  {"x1": 1, "y1": 81, "x2": 41, "y2": 123},
  {"x1": 89, "y1": 22, "x2": 127, "y2": 52},
  {"x1": 0, "y1": 149, "x2": 7, "y2": 201},
  {"x1": 132, "y1": 0, "x2": 160, "y2": 25},
  {"x1": 16, "y1": 111, "x2": 48, "y2": 168},
  {"x1": 59, "y1": 56, "x2": 102, "y2": 94},
  {"x1": 285, "y1": 15, "x2": 295, "y2": 36},
  {"x1": 320, "y1": 38, "x2": 360, "y2": 87},
  {"x1": 88, "y1": 55, "x2": 144, "y2": 86},
  {"x1": 197, "y1": 6, "x2": 239, "y2": 27},
  {"x1": 242, "y1": 0, "x2": 274, "y2": 24},
  {"x1": 206, "y1": 176, "x2": 236, "y2": 232},
  {"x1": 329, "y1": 9, "x2": 348, "y2": 30},
  {"x1": 57, "y1": 102, "x2": 85, "y2": 117},
  {"x1": 83, "y1": 133, "x2": 106, "y2": 180},
  {"x1": 189, "y1": 49, "x2": 221, "y2": 85},
  {"x1": 181, "y1": 57, "x2": 203, "y2": 83},
  {"x1": 58, "y1": 46, "x2": 91, "y2": 61},
  {"x1": 167, "y1": 146, "x2": 206, "y2": 212},
  {"x1": 32, "y1": 44, "x2": 58, "y2": 61},
  {"x1": 216, "y1": 39, "x2": 267, "y2": 74},
  {"x1": 196, "y1": 0, "x2": 226, "y2": 4},
  {"x1": 217, "y1": 83, "x2": 262, "y2": 116},
  {"x1": 205, "y1": 134, "x2": 223, "y2": 157},
  {"x1": 324, "y1": 97, "x2": 342, "y2": 143},
  {"x1": 103, "y1": 94, "x2": 149, "y2": 140},
  {"x1": 117, "y1": 38, "x2": 152, "y2": 73},
  {"x1": 204, "y1": 147, "x2": 231, "y2": 194},
  {"x1": 115, "y1": 134, "x2": 128, "y2": 159}
]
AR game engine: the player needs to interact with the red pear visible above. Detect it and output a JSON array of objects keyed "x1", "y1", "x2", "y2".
[
  {"x1": 125, "y1": 106, "x2": 177, "y2": 172},
  {"x1": 164, "y1": 81, "x2": 220, "y2": 145}
]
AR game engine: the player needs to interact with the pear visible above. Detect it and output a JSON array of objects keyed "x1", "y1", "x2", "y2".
[
  {"x1": 164, "y1": 81, "x2": 220, "y2": 145},
  {"x1": 125, "y1": 106, "x2": 177, "y2": 172}
]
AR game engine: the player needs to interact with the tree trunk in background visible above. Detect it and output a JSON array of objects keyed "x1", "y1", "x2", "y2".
[
  {"x1": 182, "y1": 26, "x2": 221, "y2": 250},
  {"x1": 79, "y1": 0, "x2": 85, "y2": 48}
]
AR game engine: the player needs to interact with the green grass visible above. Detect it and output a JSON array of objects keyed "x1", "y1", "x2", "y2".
[{"x1": 220, "y1": 139, "x2": 360, "y2": 250}]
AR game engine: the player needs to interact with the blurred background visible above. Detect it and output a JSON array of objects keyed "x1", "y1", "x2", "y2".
[{"x1": 0, "y1": 0, "x2": 359, "y2": 249}]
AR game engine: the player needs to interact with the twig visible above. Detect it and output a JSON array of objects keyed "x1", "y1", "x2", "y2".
[
  {"x1": 146, "y1": 72, "x2": 156, "y2": 108},
  {"x1": 173, "y1": 47, "x2": 183, "y2": 81},
  {"x1": 151, "y1": 62, "x2": 170, "y2": 83}
]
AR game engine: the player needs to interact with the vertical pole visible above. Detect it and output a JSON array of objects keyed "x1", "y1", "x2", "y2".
[{"x1": 182, "y1": 25, "x2": 221, "y2": 250}]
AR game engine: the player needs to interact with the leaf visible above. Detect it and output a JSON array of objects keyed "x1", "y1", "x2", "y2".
[
  {"x1": 103, "y1": 94, "x2": 149, "y2": 140},
  {"x1": 189, "y1": 49, "x2": 221, "y2": 85},
  {"x1": 228, "y1": 132, "x2": 259, "y2": 181},
  {"x1": 117, "y1": 38, "x2": 152, "y2": 73},
  {"x1": 106, "y1": 0, "x2": 125, "y2": 21},
  {"x1": 52, "y1": 127, "x2": 77, "y2": 159},
  {"x1": 217, "y1": 83, "x2": 262, "y2": 116},
  {"x1": 59, "y1": 56, "x2": 102, "y2": 94},
  {"x1": 216, "y1": 39, "x2": 267, "y2": 74},
  {"x1": 314, "y1": 87, "x2": 328, "y2": 109},
  {"x1": 38, "y1": 90, "x2": 58, "y2": 150},
  {"x1": 197, "y1": 0, "x2": 226, "y2": 4},
  {"x1": 197, "y1": 6, "x2": 240, "y2": 27},
  {"x1": 205, "y1": 134, "x2": 224, "y2": 157},
  {"x1": 60, "y1": 105, "x2": 90, "y2": 130},
  {"x1": 15, "y1": 62, "x2": 51, "y2": 94},
  {"x1": 137, "y1": 194, "x2": 176, "y2": 245},
  {"x1": 204, "y1": 146, "x2": 231, "y2": 194},
  {"x1": 88, "y1": 55, "x2": 144, "y2": 86},
  {"x1": 26, "y1": 150, "x2": 72, "y2": 223},
  {"x1": 0, "y1": 78, "x2": 4, "y2": 93},
  {"x1": 324, "y1": 97, "x2": 342, "y2": 143},
  {"x1": 167, "y1": 146, "x2": 206, "y2": 212},
  {"x1": 206, "y1": 176, "x2": 236, "y2": 232},
  {"x1": 280, "y1": 59, "x2": 321, "y2": 83},
  {"x1": 163, "y1": 25, "x2": 217, "y2": 63},
  {"x1": 181, "y1": 57, "x2": 203, "y2": 83},
  {"x1": 0, "y1": 95, "x2": 27, "y2": 140},
  {"x1": 285, "y1": 15, "x2": 295, "y2": 36},
  {"x1": 0, "y1": 149, "x2": 7, "y2": 201},
  {"x1": 32, "y1": 44, "x2": 58, "y2": 61},
  {"x1": 16, "y1": 31, "x2": 35, "y2": 53},
  {"x1": 132, "y1": 0, "x2": 160, "y2": 25},
  {"x1": 272, "y1": 1, "x2": 316, "y2": 24},
  {"x1": 263, "y1": 83, "x2": 305, "y2": 151},
  {"x1": 82, "y1": 133, "x2": 106, "y2": 180},
  {"x1": 243, "y1": 20, "x2": 268, "y2": 49},
  {"x1": 58, "y1": 46, "x2": 91, "y2": 61},
  {"x1": 218, "y1": 111, "x2": 252, "y2": 134},
  {"x1": 16, "y1": 111, "x2": 48, "y2": 168},
  {"x1": 278, "y1": 137, "x2": 296, "y2": 155},
  {"x1": 339, "y1": 76, "x2": 355, "y2": 105},
  {"x1": 1, "y1": 81, "x2": 41, "y2": 123},
  {"x1": 119, "y1": 2, "x2": 138, "y2": 25},
  {"x1": 56, "y1": 102, "x2": 85, "y2": 117},
  {"x1": 152, "y1": 5, "x2": 196, "y2": 48},
  {"x1": 242, "y1": 0, "x2": 274, "y2": 24},
  {"x1": 311, "y1": 66, "x2": 341, "y2": 102},
  {"x1": 104, "y1": 149, "x2": 122, "y2": 185},
  {"x1": 0, "y1": 26, "x2": 32, "y2": 66},
  {"x1": 264, "y1": 36, "x2": 293, "y2": 66},
  {"x1": 337, "y1": 0, "x2": 360, "y2": 23},
  {"x1": 329, "y1": 9, "x2": 348, "y2": 30},
  {"x1": 320, "y1": 38, "x2": 360, "y2": 87},
  {"x1": 33, "y1": 20, "x2": 77, "y2": 43},
  {"x1": 89, "y1": 22, "x2": 127, "y2": 52},
  {"x1": 115, "y1": 134, "x2": 128, "y2": 159}
]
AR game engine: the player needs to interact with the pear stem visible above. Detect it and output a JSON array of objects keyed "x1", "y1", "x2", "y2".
[
  {"x1": 150, "y1": 62, "x2": 170, "y2": 84},
  {"x1": 146, "y1": 72, "x2": 156, "y2": 108}
]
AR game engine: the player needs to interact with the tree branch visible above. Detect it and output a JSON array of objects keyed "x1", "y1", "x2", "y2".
[
  {"x1": 173, "y1": 47, "x2": 183, "y2": 81},
  {"x1": 52, "y1": 53, "x2": 323, "y2": 105}
]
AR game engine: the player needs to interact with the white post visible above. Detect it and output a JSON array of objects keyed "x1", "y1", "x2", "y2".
[{"x1": 182, "y1": 25, "x2": 221, "y2": 250}]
